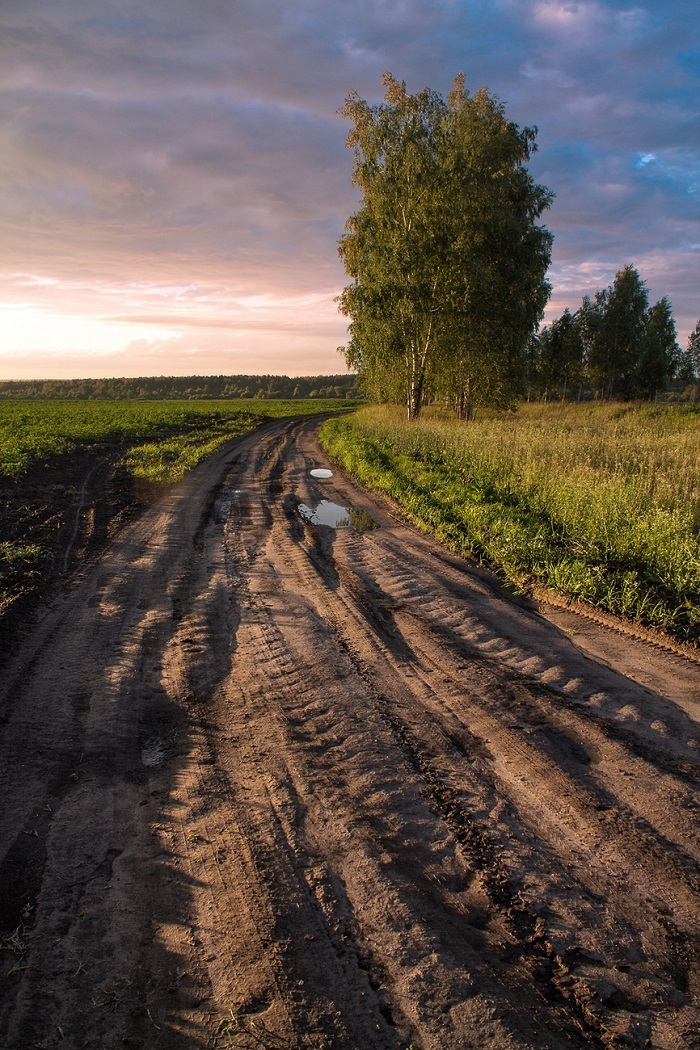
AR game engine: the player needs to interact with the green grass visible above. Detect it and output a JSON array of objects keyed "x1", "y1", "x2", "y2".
[
  {"x1": 320, "y1": 402, "x2": 700, "y2": 645},
  {"x1": 0, "y1": 398, "x2": 354, "y2": 481}
]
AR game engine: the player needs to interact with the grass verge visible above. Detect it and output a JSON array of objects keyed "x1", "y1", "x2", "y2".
[{"x1": 320, "y1": 403, "x2": 700, "y2": 647}]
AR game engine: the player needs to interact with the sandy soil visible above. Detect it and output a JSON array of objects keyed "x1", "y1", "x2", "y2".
[{"x1": 0, "y1": 415, "x2": 698, "y2": 1050}]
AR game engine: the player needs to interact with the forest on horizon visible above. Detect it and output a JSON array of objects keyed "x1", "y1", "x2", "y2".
[{"x1": 0, "y1": 373, "x2": 361, "y2": 402}]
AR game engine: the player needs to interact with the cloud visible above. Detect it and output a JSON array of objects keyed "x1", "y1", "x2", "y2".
[{"x1": 0, "y1": 0, "x2": 698, "y2": 381}]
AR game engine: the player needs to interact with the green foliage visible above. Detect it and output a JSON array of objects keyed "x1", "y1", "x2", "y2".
[
  {"x1": 337, "y1": 72, "x2": 553, "y2": 419},
  {"x1": 0, "y1": 542, "x2": 50, "y2": 614},
  {"x1": 583, "y1": 264, "x2": 650, "y2": 398},
  {"x1": 527, "y1": 309, "x2": 585, "y2": 401},
  {"x1": 533, "y1": 267, "x2": 681, "y2": 402},
  {"x1": 676, "y1": 318, "x2": 700, "y2": 394},
  {"x1": 688, "y1": 320, "x2": 700, "y2": 376},
  {"x1": 320, "y1": 403, "x2": 700, "y2": 644},
  {"x1": 636, "y1": 297, "x2": 679, "y2": 399},
  {"x1": 338, "y1": 73, "x2": 449, "y2": 418}
]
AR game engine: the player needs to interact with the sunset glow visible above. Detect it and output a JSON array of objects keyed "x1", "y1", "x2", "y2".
[{"x1": 1, "y1": 0, "x2": 698, "y2": 380}]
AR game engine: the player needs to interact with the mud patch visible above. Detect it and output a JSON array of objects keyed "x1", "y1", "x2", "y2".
[
  {"x1": 214, "y1": 498, "x2": 231, "y2": 524},
  {"x1": 140, "y1": 739, "x2": 167, "y2": 767}
]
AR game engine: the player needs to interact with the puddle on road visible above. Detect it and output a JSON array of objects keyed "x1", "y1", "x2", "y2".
[
  {"x1": 310, "y1": 468, "x2": 334, "y2": 479},
  {"x1": 298, "y1": 500, "x2": 378, "y2": 532}
]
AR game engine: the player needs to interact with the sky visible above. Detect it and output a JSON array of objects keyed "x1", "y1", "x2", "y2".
[{"x1": 1, "y1": 0, "x2": 698, "y2": 381}]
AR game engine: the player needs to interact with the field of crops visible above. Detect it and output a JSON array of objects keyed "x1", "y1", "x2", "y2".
[
  {"x1": 321, "y1": 401, "x2": 700, "y2": 645},
  {"x1": 0, "y1": 398, "x2": 354, "y2": 621},
  {"x1": 0, "y1": 398, "x2": 353, "y2": 481}
]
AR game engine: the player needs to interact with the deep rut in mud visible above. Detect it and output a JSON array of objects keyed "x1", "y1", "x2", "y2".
[{"x1": 0, "y1": 416, "x2": 698, "y2": 1050}]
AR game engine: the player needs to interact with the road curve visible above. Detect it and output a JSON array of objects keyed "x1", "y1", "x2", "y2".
[{"x1": 0, "y1": 416, "x2": 698, "y2": 1050}]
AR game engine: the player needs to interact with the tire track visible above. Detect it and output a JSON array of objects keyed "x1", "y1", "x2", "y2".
[{"x1": 1, "y1": 415, "x2": 698, "y2": 1050}]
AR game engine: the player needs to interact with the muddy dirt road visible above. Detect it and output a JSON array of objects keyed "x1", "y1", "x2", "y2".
[{"x1": 1, "y1": 416, "x2": 698, "y2": 1050}]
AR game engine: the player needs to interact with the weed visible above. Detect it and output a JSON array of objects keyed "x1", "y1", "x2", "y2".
[
  {"x1": 1, "y1": 923, "x2": 27, "y2": 956},
  {"x1": 217, "y1": 1009, "x2": 288, "y2": 1047},
  {"x1": 2, "y1": 914, "x2": 30, "y2": 977},
  {"x1": 92, "y1": 990, "x2": 122, "y2": 1011}
]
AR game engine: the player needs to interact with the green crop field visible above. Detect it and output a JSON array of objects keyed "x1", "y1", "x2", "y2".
[
  {"x1": 0, "y1": 398, "x2": 355, "y2": 622},
  {"x1": 321, "y1": 402, "x2": 700, "y2": 646},
  {"x1": 0, "y1": 398, "x2": 355, "y2": 481}
]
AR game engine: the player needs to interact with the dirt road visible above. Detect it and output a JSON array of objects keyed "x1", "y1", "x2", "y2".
[{"x1": 1, "y1": 416, "x2": 698, "y2": 1050}]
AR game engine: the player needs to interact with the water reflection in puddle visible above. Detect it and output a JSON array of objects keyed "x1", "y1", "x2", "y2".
[
  {"x1": 310, "y1": 468, "x2": 334, "y2": 479},
  {"x1": 298, "y1": 501, "x2": 378, "y2": 531}
]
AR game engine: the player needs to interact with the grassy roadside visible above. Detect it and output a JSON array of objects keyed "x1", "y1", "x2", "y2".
[
  {"x1": 0, "y1": 399, "x2": 356, "y2": 623},
  {"x1": 320, "y1": 403, "x2": 700, "y2": 647}
]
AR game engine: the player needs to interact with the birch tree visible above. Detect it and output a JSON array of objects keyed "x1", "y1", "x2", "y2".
[
  {"x1": 337, "y1": 72, "x2": 553, "y2": 419},
  {"x1": 338, "y1": 74, "x2": 447, "y2": 419}
]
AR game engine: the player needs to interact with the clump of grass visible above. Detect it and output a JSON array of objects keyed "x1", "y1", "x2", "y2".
[
  {"x1": 1, "y1": 904, "x2": 32, "y2": 976},
  {"x1": 320, "y1": 402, "x2": 700, "y2": 645}
]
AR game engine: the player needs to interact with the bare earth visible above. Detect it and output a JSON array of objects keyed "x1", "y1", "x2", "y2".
[{"x1": 1, "y1": 416, "x2": 698, "y2": 1050}]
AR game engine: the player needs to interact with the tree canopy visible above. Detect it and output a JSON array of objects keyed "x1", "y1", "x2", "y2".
[
  {"x1": 581, "y1": 264, "x2": 651, "y2": 399},
  {"x1": 528, "y1": 266, "x2": 682, "y2": 402},
  {"x1": 337, "y1": 73, "x2": 553, "y2": 419},
  {"x1": 677, "y1": 319, "x2": 700, "y2": 397}
]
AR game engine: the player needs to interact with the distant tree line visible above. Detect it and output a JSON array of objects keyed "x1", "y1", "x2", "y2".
[
  {"x1": 0, "y1": 374, "x2": 361, "y2": 402},
  {"x1": 526, "y1": 265, "x2": 699, "y2": 402}
]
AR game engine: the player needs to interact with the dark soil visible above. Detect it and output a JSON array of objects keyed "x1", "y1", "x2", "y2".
[{"x1": 0, "y1": 445, "x2": 157, "y2": 657}]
